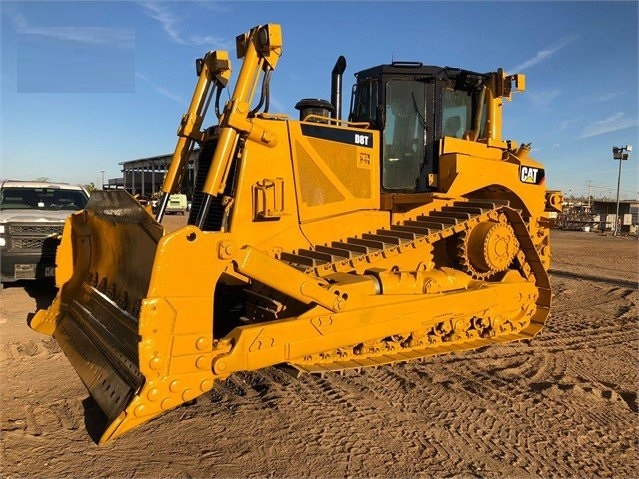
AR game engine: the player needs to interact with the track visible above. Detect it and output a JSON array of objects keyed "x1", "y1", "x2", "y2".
[{"x1": 264, "y1": 198, "x2": 552, "y2": 374}]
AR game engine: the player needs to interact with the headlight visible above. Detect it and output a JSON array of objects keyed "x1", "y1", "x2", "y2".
[
  {"x1": 0, "y1": 238, "x2": 5, "y2": 247},
  {"x1": 0, "y1": 225, "x2": 4, "y2": 234}
]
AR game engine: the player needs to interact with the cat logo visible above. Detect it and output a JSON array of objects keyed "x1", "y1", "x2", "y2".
[
  {"x1": 358, "y1": 153, "x2": 371, "y2": 169},
  {"x1": 519, "y1": 165, "x2": 545, "y2": 185}
]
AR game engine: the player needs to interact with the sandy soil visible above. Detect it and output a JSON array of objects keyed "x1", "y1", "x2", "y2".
[{"x1": 1, "y1": 222, "x2": 637, "y2": 478}]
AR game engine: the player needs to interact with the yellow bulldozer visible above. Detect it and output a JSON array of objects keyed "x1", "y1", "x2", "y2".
[{"x1": 31, "y1": 23, "x2": 563, "y2": 444}]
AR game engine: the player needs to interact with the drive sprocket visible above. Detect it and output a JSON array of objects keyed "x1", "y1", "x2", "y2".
[{"x1": 458, "y1": 219, "x2": 519, "y2": 280}]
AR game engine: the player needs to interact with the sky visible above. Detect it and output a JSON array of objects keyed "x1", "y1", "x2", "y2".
[{"x1": 1, "y1": 0, "x2": 638, "y2": 200}]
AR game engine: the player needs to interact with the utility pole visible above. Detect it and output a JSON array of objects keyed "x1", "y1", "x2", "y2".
[
  {"x1": 612, "y1": 145, "x2": 632, "y2": 236},
  {"x1": 100, "y1": 170, "x2": 105, "y2": 190},
  {"x1": 586, "y1": 180, "x2": 594, "y2": 210}
]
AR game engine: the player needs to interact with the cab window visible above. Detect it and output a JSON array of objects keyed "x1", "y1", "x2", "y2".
[
  {"x1": 351, "y1": 80, "x2": 378, "y2": 124},
  {"x1": 382, "y1": 80, "x2": 426, "y2": 190},
  {"x1": 441, "y1": 87, "x2": 472, "y2": 139}
]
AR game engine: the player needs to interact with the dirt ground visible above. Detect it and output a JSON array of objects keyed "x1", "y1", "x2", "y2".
[{"x1": 1, "y1": 221, "x2": 637, "y2": 478}]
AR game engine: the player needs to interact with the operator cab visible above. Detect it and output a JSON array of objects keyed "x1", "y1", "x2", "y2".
[{"x1": 349, "y1": 62, "x2": 490, "y2": 193}]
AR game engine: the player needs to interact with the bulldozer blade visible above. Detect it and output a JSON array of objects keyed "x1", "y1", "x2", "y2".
[
  {"x1": 51, "y1": 286, "x2": 146, "y2": 428},
  {"x1": 30, "y1": 191, "x2": 218, "y2": 444}
]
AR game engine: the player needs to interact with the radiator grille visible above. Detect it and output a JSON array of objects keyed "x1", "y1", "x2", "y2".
[
  {"x1": 4, "y1": 223, "x2": 62, "y2": 251},
  {"x1": 296, "y1": 147, "x2": 345, "y2": 207},
  {"x1": 10, "y1": 224, "x2": 62, "y2": 236},
  {"x1": 12, "y1": 238, "x2": 48, "y2": 249},
  {"x1": 307, "y1": 138, "x2": 371, "y2": 199},
  {"x1": 15, "y1": 268, "x2": 37, "y2": 279},
  {"x1": 188, "y1": 137, "x2": 229, "y2": 231}
]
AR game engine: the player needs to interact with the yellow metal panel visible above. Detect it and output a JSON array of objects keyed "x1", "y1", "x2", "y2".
[
  {"x1": 307, "y1": 137, "x2": 373, "y2": 200},
  {"x1": 288, "y1": 121, "x2": 380, "y2": 223},
  {"x1": 439, "y1": 153, "x2": 546, "y2": 218},
  {"x1": 440, "y1": 136, "x2": 503, "y2": 160}
]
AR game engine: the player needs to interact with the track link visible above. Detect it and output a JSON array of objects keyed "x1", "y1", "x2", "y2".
[{"x1": 266, "y1": 199, "x2": 550, "y2": 375}]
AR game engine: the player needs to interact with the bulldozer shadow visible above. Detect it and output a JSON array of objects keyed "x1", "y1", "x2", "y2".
[
  {"x1": 548, "y1": 269, "x2": 638, "y2": 289},
  {"x1": 24, "y1": 280, "x2": 58, "y2": 327},
  {"x1": 81, "y1": 397, "x2": 109, "y2": 444}
]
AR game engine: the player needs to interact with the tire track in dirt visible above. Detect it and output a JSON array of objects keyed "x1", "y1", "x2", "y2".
[
  {"x1": 538, "y1": 326, "x2": 632, "y2": 352},
  {"x1": 222, "y1": 367, "x2": 448, "y2": 475},
  {"x1": 551, "y1": 285, "x2": 636, "y2": 314},
  {"x1": 457, "y1": 334, "x2": 638, "y2": 415},
  {"x1": 550, "y1": 268, "x2": 638, "y2": 289},
  {"x1": 454, "y1": 345, "x2": 636, "y2": 475},
  {"x1": 285, "y1": 374, "x2": 384, "y2": 456},
  {"x1": 375, "y1": 315, "x2": 637, "y2": 478},
  {"x1": 209, "y1": 368, "x2": 310, "y2": 413},
  {"x1": 1, "y1": 337, "x2": 61, "y2": 361},
  {"x1": 436, "y1": 365, "x2": 628, "y2": 476},
  {"x1": 1, "y1": 333, "x2": 84, "y2": 449},
  {"x1": 2, "y1": 398, "x2": 82, "y2": 440},
  {"x1": 436, "y1": 371, "x2": 559, "y2": 475},
  {"x1": 238, "y1": 370, "x2": 397, "y2": 476},
  {"x1": 312, "y1": 368, "x2": 504, "y2": 476},
  {"x1": 359, "y1": 363, "x2": 542, "y2": 476},
  {"x1": 279, "y1": 361, "x2": 549, "y2": 476}
]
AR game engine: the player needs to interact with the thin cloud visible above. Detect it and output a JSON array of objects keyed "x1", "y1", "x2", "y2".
[
  {"x1": 21, "y1": 26, "x2": 134, "y2": 48},
  {"x1": 589, "y1": 91, "x2": 623, "y2": 104},
  {"x1": 510, "y1": 35, "x2": 578, "y2": 72},
  {"x1": 578, "y1": 112, "x2": 639, "y2": 139},
  {"x1": 7, "y1": 11, "x2": 28, "y2": 29},
  {"x1": 189, "y1": 34, "x2": 232, "y2": 48},
  {"x1": 136, "y1": 72, "x2": 185, "y2": 104},
  {"x1": 559, "y1": 118, "x2": 581, "y2": 132},
  {"x1": 527, "y1": 88, "x2": 561, "y2": 108},
  {"x1": 141, "y1": 1, "x2": 185, "y2": 44},
  {"x1": 193, "y1": 1, "x2": 230, "y2": 13},
  {"x1": 8, "y1": 9, "x2": 133, "y2": 48},
  {"x1": 141, "y1": 2, "x2": 232, "y2": 48}
]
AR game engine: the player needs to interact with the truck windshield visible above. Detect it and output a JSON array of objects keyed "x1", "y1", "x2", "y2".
[{"x1": 0, "y1": 187, "x2": 88, "y2": 211}]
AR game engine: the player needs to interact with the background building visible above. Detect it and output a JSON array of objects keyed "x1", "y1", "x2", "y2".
[
  {"x1": 107, "y1": 149, "x2": 200, "y2": 198},
  {"x1": 559, "y1": 198, "x2": 638, "y2": 233}
]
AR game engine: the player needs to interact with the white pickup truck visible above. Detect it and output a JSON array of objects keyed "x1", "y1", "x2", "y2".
[
  {"x1": 0, "y1": 180, "x2": 89, "y2": 286},
  {"x1": 165, "y1": 193, "x2": 188, "y2": 215}
]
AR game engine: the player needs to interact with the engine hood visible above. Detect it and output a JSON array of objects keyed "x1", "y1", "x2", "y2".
[{"x1": 0, "y1": 210, "x2": 71, "y2": 223}]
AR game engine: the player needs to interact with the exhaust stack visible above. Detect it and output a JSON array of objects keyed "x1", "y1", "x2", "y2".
[{"x1": 331, "y1": 56, "x2": 347, "y2": 120}]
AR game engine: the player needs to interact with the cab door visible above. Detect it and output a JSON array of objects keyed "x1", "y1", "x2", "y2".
[{"x1": 381, "y1": 79, "x2": 435, "y2": 192}]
